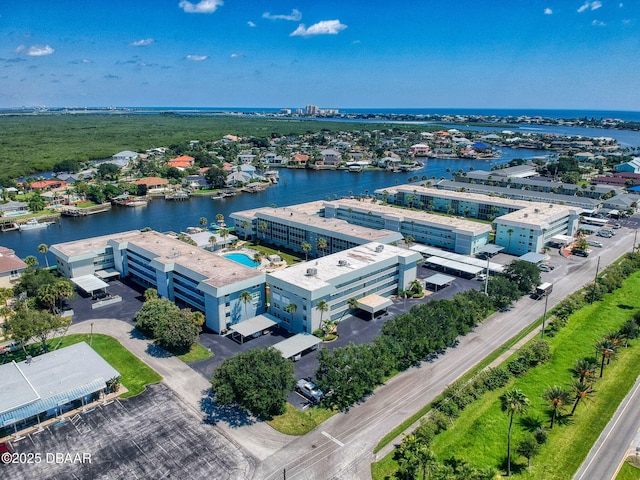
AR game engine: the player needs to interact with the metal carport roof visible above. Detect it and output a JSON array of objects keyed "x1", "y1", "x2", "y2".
[
  {"x1": 518, "y1": 252, "x2": 547, "y2": 264},
  {"x1": 71, "y1": 275, "x2": 109, "y2": 294},
  {"x1": 273, "y1": 334, "x2": 322, "y2": 360},
  {"x1": 229, "y1": 314, "x2": 277, "y2": 343},
  {"x1": 425, "y1": 273, "x2": 456, "y2": 287},
  {"x1": 424, "y1": 256, "x2": 483, "y2": 275}
]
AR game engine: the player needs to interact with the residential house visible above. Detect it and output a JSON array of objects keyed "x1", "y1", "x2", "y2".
[
  {"x1": 320, "y1": 149, "x2": 341, "y2": 166},
  {"x1": 0, "y1": 246, "x2": 27, "y2": 288},
  {"x1": 167, "y1": 155, "x2": 195, "y2": 170}
]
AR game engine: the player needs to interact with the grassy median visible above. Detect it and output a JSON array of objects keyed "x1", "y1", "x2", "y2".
[{"x1": 373, "y1": 272, "x2": 640, "y2": 479}]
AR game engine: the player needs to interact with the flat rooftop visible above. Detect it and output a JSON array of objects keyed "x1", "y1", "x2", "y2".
[
  {"x1": 376, "y1": 184, "x2": 536, "y2": 209},
  {"x1": 268, "y1": 242, "x2": 421, "y2": 291},
  {"x1": 51, "y1": 230, "x2": 263, "y2": 289},
  {"x1": 496, "y1": 204, "x2": 580, "y2": 228},
  {"x1": 324, "y1": 198, "x2": 492, "y2": 235}
]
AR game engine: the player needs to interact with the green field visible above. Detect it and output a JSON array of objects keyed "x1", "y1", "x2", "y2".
[
  {"x1": 617, "y1": 462, "x2": 640, "y2": 480},
  {"x1": 267, "y1": 404, "x2": 335, "y2": 435},
  {"x1": 54, "y1": 334, "x2": 162, "y2": 398},
  {"x1": 0, "y1": 114, "x2": 423, "y2": 178},
  {"x1": 373, "y1": 272, "x2": 640, "y2": 480}
]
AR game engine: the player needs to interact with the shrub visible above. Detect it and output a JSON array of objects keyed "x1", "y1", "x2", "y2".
[{"x1": 485, "y1": 367, "x2": 511, "y2": 390}]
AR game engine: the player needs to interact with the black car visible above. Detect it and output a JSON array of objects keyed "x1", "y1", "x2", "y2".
[{"x1": 572, "y1": 249, "x2": 590, "y2": 257}]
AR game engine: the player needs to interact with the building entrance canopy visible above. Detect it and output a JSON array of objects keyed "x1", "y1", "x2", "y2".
[{"x1": 71, "y1": 275, "x2": 109, "y2": 294}]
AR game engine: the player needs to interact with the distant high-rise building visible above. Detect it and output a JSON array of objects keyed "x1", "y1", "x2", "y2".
[{"x1": 305, "y1": 104, "x2": 319, "y2": 115}]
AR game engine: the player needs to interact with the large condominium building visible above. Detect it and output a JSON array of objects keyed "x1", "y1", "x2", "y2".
[
  {"x1": 50, "y1": 230, "x2": 266, "y2": 333},
  {"x1": 230, "y1": 203, "x2": 403, "y2": 258},
  {"x1": 267, "y1": 242, "x2": 422, "y2": 334},
  {"x1": 323, "y1": 198, "x2": 492, "y2": 255},
  {"x1": 375, "y1": 184, "x2": 581, "y2": 255}
]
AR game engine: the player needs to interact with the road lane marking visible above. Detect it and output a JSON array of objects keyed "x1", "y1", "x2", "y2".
[{"x1": 322, "y1": 431, "x2": 345, "y2": 447}]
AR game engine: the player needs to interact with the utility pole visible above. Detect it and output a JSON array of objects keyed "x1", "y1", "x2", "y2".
[
  {"x1": 541, "y1": 291, "x2": 550, "y2": 339},
  {"x1": 589, "y1": 256, "x2": 601, "y2": 304},
  {"x1": 90, "y1": 322, "x2": 94, "y2": 346},
  {"x1": 633, "y1": 229, "x2": 638, "y2": 256},
  {"x1": 484, "y1": 255, "x2": 490, "y2": 296}
]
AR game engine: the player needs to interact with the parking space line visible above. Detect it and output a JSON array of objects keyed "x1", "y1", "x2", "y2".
[{"x1": 321, "y1": 431, "x2": 345, "y2": 447}]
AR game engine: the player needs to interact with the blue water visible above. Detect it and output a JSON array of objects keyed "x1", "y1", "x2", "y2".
[{"x1": 224, "y1": 253, "x2": 259, "y2": 268}]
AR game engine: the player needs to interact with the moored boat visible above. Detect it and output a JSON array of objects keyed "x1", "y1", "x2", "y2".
[{"x1": 19, "y1": 218, "x2": 53, "y2": 231}]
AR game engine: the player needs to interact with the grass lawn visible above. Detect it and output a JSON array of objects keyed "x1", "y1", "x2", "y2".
[
  {"x1": 617, "y1": 461, "x2": 640, "y2": 480},
  {"x1": 244, "y1": 241, "x2": 304, "y2": 265},
  {"x1": 75, "y1": 201, "x2": 97, "y2": 208},
  {"x1": 177, "y1": 342, "x2": 214, "y2": 362},
  {"x1": 267, "y1": 403, "x2": 335, "y2": 435},
  {"x1": 373, "y1": 271, "x2": 640, "y2": 480},
  {"x1": 53, "y1": 334, "x2": 162, "y2": 398}
]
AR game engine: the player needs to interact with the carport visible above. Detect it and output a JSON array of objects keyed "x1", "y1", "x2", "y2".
[
  {"x1": 424, "y1": 256, "x2": 483, "y2": 279},
  {"x1": 357, "y1": 293, "x2": 393, "y2": 320},
  {"x1": 273, "y1": 334, "x2": 322, "y2": 361},
  {"x1": 519, "y1": 252, "x2": 546, "y2": 264},
  {"x1": 228, "y1": 313, "x2": 277, "y2": 344},
  {"x1": 424, "y1": 273, "x2": 456, "y2": 292},
  {"x1": 579, "y1": 224, "x2": 599, "y2": 233},
  {"x1": 550, "y1": 234, "x2": 574, "y2": 246},
  {"x1": 477, "y1": 244, "x2": 504, "y2": 257},
  {"x1": 412, "y1": 245, "x2": 504, "y2": 273},
  {"x1": 71, "y1": 275, "x2": 109, "y2": 296}
]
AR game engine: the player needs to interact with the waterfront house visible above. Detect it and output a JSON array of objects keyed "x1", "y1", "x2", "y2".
[
  {"x1": 290, "y1": 153, "x2": 309, "y2": 166},
  {"x1": 167, "y1": 155, "x2": 195, "y2": 170},
  {"x1": 320, "y1": 149, "x2": 341, "y2": 165},
  {"x1": 112, "y1": 150, "x2": 139, "y2": 163},
  {"x1": 410, "y1": 143, "x2": 430, "y2": 156},
  {"x1": 134, "y1": 177, "x2": 169, "y2": 191},
  {"x1": 0, "y1": 246, "x2": 27, "y2": 288},
  {"x1": 29, "y1": 179, "x2": 68, "y2": 190},
  {"x1": 238, "y1": 154, "x2": 256, "y2": 164},
  {"x1": 0, "y1": 201, "x2": 28, "y2": 216}
]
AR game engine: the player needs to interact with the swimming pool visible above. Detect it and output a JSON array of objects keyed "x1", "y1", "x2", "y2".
[{"x1": 224, "y1": 253, "x2": 259, "y2": 268}]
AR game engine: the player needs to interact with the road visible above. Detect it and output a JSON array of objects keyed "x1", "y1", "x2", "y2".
[
  {"x1": 251, "y1": 229, "x2": 637, "y2": 480},
  {"x1": 574, "y1": 374, "x2": 640, "y2": 480}
]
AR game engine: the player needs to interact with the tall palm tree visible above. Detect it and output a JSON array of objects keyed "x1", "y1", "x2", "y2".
[
  {"x1": 543, "y1": 386, "x2": 571, "y2": 429},
  {"x1": 570, "y1": 380, "x2": 596, "y2": 415},
  {"x1": 253, "y1": 252, "x2": 262, "y2": 265},
  {"x1": 500, "y1": 388, "x2": 530, "y2": 477},
  {"x1": 284, "y1": 303, "x2": 297, "y2": 324},
  {"x1": 315, "y1": 299, "x2": 329, "y2": 329},
  {"x1": 317, "y1": 237, "x2": 328, "y2": 257},
  {"x1": 595, "y1": 338, "x2": 617, "y2": 377},
  {"x1": 301, "y1": 241, "x2": 312, "y2": 261},
  {"x1": 208, "y1": 235, "x2": 217, "y2": 251},
  {"x1": 257, "y1": 221, "x2": 268, "y2": 242},
  {"x1": 238, "y1": 291, "x2": 253, "y2": 320},
  {"x1": 507, "y1": 228, "x2": 514, "y2": 252},
  {"x1": 215, "y1": 213, "x2": 225, "y2": 225},
  {"x1": 404, "y1": 235, "x2": 415, "y2": 248},
  {"x1": 199, "y1": 216, "x2": 208, "y2": 228},
  {"x1": 218, "y1": 228, "x2": 230, "y2": 248},
  {"x1": 38, "y1": 243, "x2": 49, "y2": 268},
  {"x1": 572, "y1": 358, "x2": 597, "y2": 383}
]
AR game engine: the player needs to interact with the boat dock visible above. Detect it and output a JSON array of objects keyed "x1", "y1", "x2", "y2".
[{"x1": 61, "y1": 204, "x2": 112, "y2": 216}]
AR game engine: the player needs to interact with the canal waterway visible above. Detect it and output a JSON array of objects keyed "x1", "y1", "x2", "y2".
[{"x1": 1, "y1": 147, "x2": 548, "y2": 258}]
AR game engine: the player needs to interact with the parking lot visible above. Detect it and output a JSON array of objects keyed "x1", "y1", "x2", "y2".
[{"x1": 2, "y1": 384, "x2": 252, "y2": 480}]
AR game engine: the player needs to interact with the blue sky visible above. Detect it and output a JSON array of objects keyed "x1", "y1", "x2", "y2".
[{"x1": 1, "y1": 1, "x2": 639, "y2": 110}]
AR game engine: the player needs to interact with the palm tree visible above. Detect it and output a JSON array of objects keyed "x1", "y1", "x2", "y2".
[
  {"x1": 339, "y1": 297, "x2": 359, "y2": 322},
  {"x1": 218, "y1": 228, "x2": 230, "y2": 248},
  {"x1": 572, "y1": 358, "x2": 597, "y2": 383},
  {"x1": 500, "y1": 388, "x2": 530, "y2": 477},
  {"x1": 507, "y1": 228, "x2": 514, "y2": 252},
  {"x1": 317, "y1": 237, "x2": 328, "y2": 257},
  {"x1": 238, "y1": 291, "x2": 253, "y2": 320},
  {"x1": 38, "y1": 243, "x2": 49, "y2": 268},
  {"x1": 315, "y1": 299, "x2": 329, "y2": 329},
  {"x1": 257, "y1": 221, "x2": 268, "y2": 242},
  {"x1": 570, "y1": 380, "x2": 596, "y2": 415},
  {"x1": 253, "y1": 252, "x2": 262, "y2": 265},
  {"x1": 199, "y1": 216, "x2": 208, "y2": 228},
  {"x1": 208, "y1": 235, "x2": 217, "y2": 251},
  {"x1": 404, "y1": 235, "x2": 415, "y2": 248},
  {"x1": 215, "y1": 213, "x2": 225, "y2": 225},
  {"x1": 284, "y1": 303, "x2": 297, "y2": 324},
  {"x1": 595, "y1": 338, "x2": 617, "y2": 377},
  {"x1": 301, "y1": 241, "x2": 312, "y2": 261},
  {"x1": 24, "y1": 255, "x2": 38, "y2": 268},
  {"x1": 543, "y1": 386, "x2": 571, "y2": 429}
]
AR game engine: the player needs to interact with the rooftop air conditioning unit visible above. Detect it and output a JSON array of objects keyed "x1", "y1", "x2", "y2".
[
  {"x1": 534, "y1": 208, "x2": 540, "y2": 213},
  {"x1": 306, "y1": 268, "x2": 318, "y2": 276},
  {"x1": 524, "y1": 213, "x2": 528, "y2": 217},
  {"x1": 338, "y1": 259, "x2": 348, "y2": 266},
  {"x1": 375, "y1": 245, "x2": 384, "y2": 252}
]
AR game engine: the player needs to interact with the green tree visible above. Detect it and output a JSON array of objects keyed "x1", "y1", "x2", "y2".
[
  {"x1": 4, "y1": 309, "x2": 71, "y2": 353},
  {"x1": 155, "y1": 309, "x2": 202, "y2": 353},
  {"x1": 204, "y1": 166, "x2": 228, "y2": 188},
  {"x1": 317, "y1": 237, "x2": 328, "y2": 256},
  {"x1": 239, "y1": 290, "x2": 253, "y2": 320},
  {"x1": 571, "y1": 358, "x2": 597, "y2": 383},
  {"x1": 570, "y1": 380, "x2": 596, "y2": 416},
  {"x1": 253, "y1": 252, "x2": 262, "y2": 264},
  {"x1": 215, "y1": 213, "x2": 225, "y2": 225},
  {"x1": 315, "y1": 299, "x2": 329, "y2": 327},
  {"x1": 134, "y1": 297, "x2": 180, "y2": 337},
  {"x1": 595, "y1": 338, "x2": 617, "y2": 377},
  {"x1": 503, "y1": 260, "x2": 541, "y2": 295},
  {"x1": 284, "y1": 302, "x2": 297, "y2": 324},
  {"x1": 487, "y1": 276, "x2": 520, "y2": 309},
  {"x1": 28, "y1": 192, "x2": 46, "y2": 212},
  {"x1": 24, "y1": 255, "x2": 39, "y2": 268},
  {"x1": 97, "y1": 163, "x2": 121, "y2": 180},
  {"x1": 300, "y1": 241, "x2": 312, "y2": 261},
  {"x1": 543, "y1": 386, "x2": 571, "y2": 429},
  {"x1": 516, "y1": 435, "x2": 540, "y2": 470},
  {"x1": 404, "y1": 235, "x2": 415, "y2": 248},
  {"x1": 144, "y1": 288, "x2": 158, "y2": 301},
  {"x1": 500, "y1": 388, "x2": 530, "y2": 477},
  {"x1": 257, "y1": 220, "x2": 268, "y2": 242},
  {"x1": 37, "y1": 244, "x2": 50, "y2": 268},
  {"x1": 199, "y1": 217, "x2": 208, "y2": 228},
  {"x1": 210, "y1": 347, "x2": 295, "y2": 420},
  {"x1": 218, "y1": 227, "x2": 230, "y2": 248}
]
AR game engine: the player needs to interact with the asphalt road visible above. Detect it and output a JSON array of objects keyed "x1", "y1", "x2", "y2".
[
  {"x1": 574, "y1": 374, "x2": 640, "y2": 480},
  {"x1": 252, "y1": 228, "x2": 637, "y2": 480}
]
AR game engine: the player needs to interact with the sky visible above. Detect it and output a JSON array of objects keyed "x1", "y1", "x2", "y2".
[{"x1": 1, "y1": 1, "x2": 639, "y2": 110}]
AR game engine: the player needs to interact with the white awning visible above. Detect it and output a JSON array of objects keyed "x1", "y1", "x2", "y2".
[
  {"x1": 357, "y1": 294, "x2": 393, "y2": 314},
  {"x1": 425, "y1": 273, "x2": 456, "y2": 287},
  {"x1": 71, "y1": 275, "x2": 109, "y2": 294},
  {"x1": 273, "y1": 334, "x2": 322, "y2": 359},
  {"x1": 95, "y1": 269, "x2": 120, "y2": 279}
]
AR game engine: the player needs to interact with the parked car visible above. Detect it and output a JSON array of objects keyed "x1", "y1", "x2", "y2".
[
  {"x1": 296, "y1": 379, "x2": 324, "y2": 403},
  {"x1": 587, "y1": 240, "x2": 603, "y2": 248},
  {"x1": 572, "y1": 249, "x2": 590, "y2": 257},
  {"x1": 538, "y1": 264, "x2": 552, "y2": 272},
  {"x1": 0, "y1": 341, "x2": 21, "y2": 355},
  {"x1": 476, "y1": 273, "x2": 487, "y2": 281},
  {"x1": 613, "y1": 223, "x2": 621, "y2": 229},
  {"x1": 597, "y1": 230, "x2": 613, "y2": 238}
]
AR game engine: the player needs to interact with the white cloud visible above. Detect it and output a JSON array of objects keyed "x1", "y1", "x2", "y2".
[
  {"x1": 230, "y1": 53, "x2": 244, "y2": 58},
  {"x1": 578, "y1": 1, "x2": 603, "y2": 12},
  {"x1": 130, "y1": 38, "x2": 155, "y2": 47},
  {"x1": 592, "y1": 19, "x2": 606, "y2": 25},
  {"x1": 247, "y1": 21, "x2": 256, "y2": 27},
  {"x1": 290, "y1": 20, "x2": 347, "y2": 37},
  {"x1": 262, "y1": 9, "x2": 302, "y2": 21},
  {"x1": 544, "y1": 8, "x2": 553, "y2": 14},
  {"x1": 178, "y1": 0, "x2": 222, "y2": 14},
  {"x1": 186, "y1": 54, "x2": 208, "y2": 61},
  {"x1": 17, "y1": 44, "x2": 55, "y2": 56}
]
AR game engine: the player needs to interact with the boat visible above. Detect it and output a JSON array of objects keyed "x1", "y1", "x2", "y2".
[
  {"x1": 348, "y1": 165, "x2": 363, "y2": 173},
  {"x1": 19, "y1": 218, "x2": 53, "y2": 231},
  {"x1": 126, "y1": 200, "x2": 148, "y2": 207}
]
